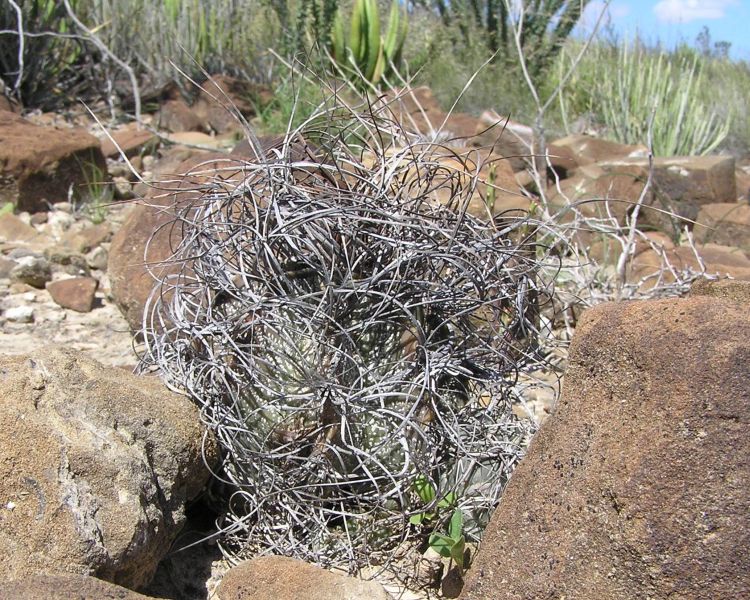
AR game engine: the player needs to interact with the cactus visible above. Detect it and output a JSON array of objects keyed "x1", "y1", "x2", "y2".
[{"x1": 330, "y1": 0, "x2": 408, "y2": 88}]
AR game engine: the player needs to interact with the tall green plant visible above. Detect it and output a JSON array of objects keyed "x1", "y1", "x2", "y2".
[
  {"x1": 414, "y1": 0, "x2": 589, "y2": 81},
  {"x1": 557, "y1": 39, "x2": 731, "y2": 156},
  {"x1": 330, "y1": 0, "x2": 408, "y2": 88},
  {"x1": 0, "y1": 0, "x2": 86, "y2": 108}
]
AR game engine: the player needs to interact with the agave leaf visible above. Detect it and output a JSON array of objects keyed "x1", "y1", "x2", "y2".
[
  {"x1": 349, "y1": 0, "x2": 365, "y2": 65},
  {"x1": 362, "y1": 0, "x2": 381, "y2": 83},
  {"x1": 331, "y1": 10, "x2": 346, "y2": 64}
]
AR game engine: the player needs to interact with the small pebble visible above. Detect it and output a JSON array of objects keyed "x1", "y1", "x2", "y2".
[
  {"x1": 30, "y1": 212, "x2": 48, "y2": 226},
  {"x1": 86, "y1": 246, "x2": 109, "y2": 271},
  {"x1": 4, "y1": 305, "x2": 34, "y2": 323}
]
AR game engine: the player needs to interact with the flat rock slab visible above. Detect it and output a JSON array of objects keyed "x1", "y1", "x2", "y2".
[
  {"x1": 0, "y1": 111, "x2": 108, "y2": 212},
  {"x1": 461, "y1": 292, "x2": 750, "y2": 600},
  {"x1": 602, "y1": 155, "x2": 736, "y2": 223},
  {"x1": 216, "y1": 556, "x2": 390, "y2": 600},
  {"x1": 100, "y1": 125, "x2": 159, "y2": 158},
  {"x1": 0, "y1": 574, "x2": 158, "y2": 599},
  {"x1": 0, "y1": 347, "x2": 217, "y2": 589},
  {"x1": 46, "y1": 276, "x2": 98, "y2": 312},
  {"x1": 550, "y1": 134, "x2": 648, "y2": 166}
]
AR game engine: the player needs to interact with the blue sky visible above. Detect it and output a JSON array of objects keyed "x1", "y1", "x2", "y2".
[{"x1": 577, "y1": 0, "x2": 749, "y2": 60}]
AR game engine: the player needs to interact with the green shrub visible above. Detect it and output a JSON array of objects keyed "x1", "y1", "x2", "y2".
[{"x1": 556, "y1": 37, "x2": 731, "y2": 156}]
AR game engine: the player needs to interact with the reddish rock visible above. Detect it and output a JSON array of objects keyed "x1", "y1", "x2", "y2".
[
  {"x1": 156, "y1": 98, "x2": 205, "y2": 133},
  {"x1": 630, "y1": 243, "x2": 750, "y2": 285},
  {"x1": 101, "y1": 124, "x2": 159, "y2": 158},
  {"x1": 216, "y1": 556, "x2": 389, "y2": 600},
  {"x1": 108, "y1": 152, "x2": 246, "y2": 330},
  {"x1": 61, "y1": 222, "x2": 113, "y2": 253},
  {"x1": 0, "y1": 111, "x2": 107, "y2": 212},
  {"x1": 382, "y1": 85, "x2": 443, "y2": 116},
  {"x1": 603, "y1": 155, "x2": 736, "y2": 223},
  {"x1": 0, "y1": 212, "x2": 39, "y2": 243},
  {"x1": 548, "y1": 162, "x2": 646, "y2": 225},
  {"x1": 193, "y1": 74, "x2": 269, "y2": 134},
  {"x1": 694, "y1": 202, "x2": 750, "y2": 252},
  {"x1": 461, "y1": 294, "x2": 750, "y2": 600},
  {"x1": 0, "y1": 574, "x2": 157, "y2": 599},
  {"x1": 46, "y1": 276, "x2": 98, "y2": 312},
  {"x1": 550, "y1": 134, "x2": 648, "y2": 165}
]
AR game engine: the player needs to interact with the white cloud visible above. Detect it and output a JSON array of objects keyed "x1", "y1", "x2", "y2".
[
  {"x1": 578, "y1": 1, "x2": 631, "y2": 31},
  {"x1": 654, "y1": 0, "x2": 738, "y2": 23}
]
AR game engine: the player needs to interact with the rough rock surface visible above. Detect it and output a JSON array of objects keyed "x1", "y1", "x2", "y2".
[
  {"x1": 0, "y1": 111, "x2": 107, "y2": 212},
  {"x1": 630, "y1": 243, "x2": 750, "y2": 285},
  {"x1": 108, "y1": 152, "x2": 240, "y2": 330},
  {"x1": 550, "y1": 134, "x2": 648, "y2": 166},
  {"x1": 694, "y1": 202, "x2": 750, "y2": 252},
  {"x1": 46, "y1": 276, "x2": 98, "y2": 312},
  {"x1": 0, "y1": 347, "x2": 217, "y2": 589},
  {"x1": 216, "y1": 556, "x2": 390, "y2": 600},
  {"x1": 461, "y1": 294, "x2": 750, "y2": 600},
  {"x1": 603, "y1": 155, "x2": 736, "y2": 222},
  {"x1": 0, "y1": 574, "x2": 158, "y2": 599}
]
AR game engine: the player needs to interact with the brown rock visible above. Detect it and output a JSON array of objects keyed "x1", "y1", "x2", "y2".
[
  {"x1": 0, "y1": 212, "x2": 40, "y2": 243},
  {"x1": 156, "y1": 98, "x2": 205, "y2": 133},
  {"x1": 548, "y1": 162, "x2": 646, "y2": 225},
  {"x1": 216, "y1": 556, "x2": 389, "y2": 600},
  {"x1": 0, "y1": 347, "x2": 217, "y2": 589},
  {"x1": 165, "y1": 131, "x2": 234, "y2": 149},
  {"x1": 551, "y1": 134, "x2": 648, "y2": 165},
  {"x1": 193, "y1": 74, "x2": 267, "y2": 134},
  {"x1": 694, "y1": 202, "x2": 750, "y2": 252},
  {"x1": 630, "y1": 243, "x2": 750, "y2": 285},
  {"x1": 101, "y1": 125, "x2": 159, "y2": 158},
  {"x1": 0, "y1": 111, "x2": 108, "y2": 212},
  {"x1": 46, "y1": 276, "x2": 98, "y2": 312},
  {"x1": 0, "y1": 255, "x2": 14, "y2": 278},
  {"x1": 0, "y1": 574, "x2": 157, "y2": 599},
  {"x1": 689, "y1": 277, "x2": 750, "y2": 302},
  {"x1": 461, "y1": 296, "x2": 750, "y2": 600},
  {"x1": 108, "y1": 152, "x2": 246, "y2": 330},
  {"x1": 62, "y1": 222, "x2": 113, "y2": 253},
  {"x1": 736, "y1": 166, "x2": 750, "y2": 202},
  {"x1": 603, "y1": 155, "x2": 736, "y2": 223}
]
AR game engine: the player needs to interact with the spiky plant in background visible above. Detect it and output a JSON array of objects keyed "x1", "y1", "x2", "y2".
[{"x1": 140, "y1": 90, "x2": 558, "y2": 574}]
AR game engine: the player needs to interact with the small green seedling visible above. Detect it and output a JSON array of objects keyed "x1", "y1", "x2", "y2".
[
  {"x1": 0, "y1": 202, "x2": 13, "y2": 216},
  {"x1": 409, "y1": 475, "x2": 456, "y2": 526},
  {"x1": 428, "y1": 508, "x2": 466, "y2": 570}
]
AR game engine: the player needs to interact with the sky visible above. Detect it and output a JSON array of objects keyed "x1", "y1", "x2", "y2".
[{"x1": 577, "y1": 0, "x2": 750, "y2": 60}]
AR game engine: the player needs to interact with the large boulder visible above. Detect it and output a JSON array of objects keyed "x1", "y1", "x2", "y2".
[
  {"x1": 216, "y1": 556, "x2": 390, "y2": 600},
  {"x1": 461, "y1": 291, "x2": 750, "y2": 599},
  {"x1": 0, "y1": 111, "x2": 107, "y2": 212},
  {"x1": 550, "y1": 134, "x2": 648, "y2": 166},
  {"x1": 603, "y1": 155, "x2": 736, "y2": 224},
  {"x1": 108, "y1": 152, "x2": 247, "y2": 331},
  {"x1": 0, "y1": 347, "x2": 216, "y2": 589},
  {"x1": 0, "y1": 574, "x2": 158, "y2": 599}
]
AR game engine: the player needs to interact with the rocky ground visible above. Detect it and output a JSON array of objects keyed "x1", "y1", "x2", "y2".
[{"x1": 1, "y1": 79, "x2": 749, "y2": 599}]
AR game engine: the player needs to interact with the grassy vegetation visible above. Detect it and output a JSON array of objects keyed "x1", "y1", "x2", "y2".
[
  {"x1": 0, "y1": 1, "x2": 747, "y2": 155},
  {"x1": 553, "y1": 36, "x2": 741, "y2": 156}
]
